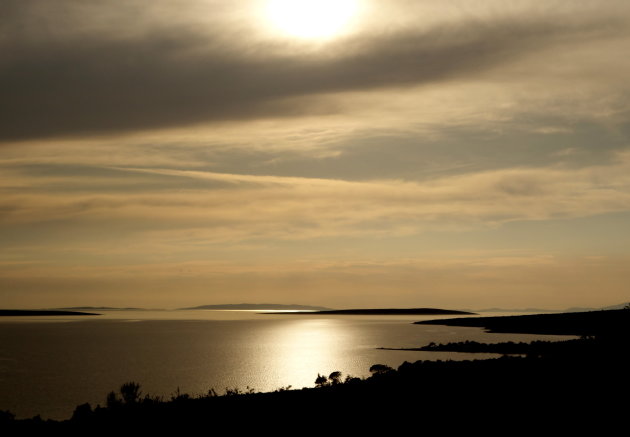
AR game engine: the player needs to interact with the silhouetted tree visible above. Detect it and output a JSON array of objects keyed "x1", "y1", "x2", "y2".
[
  {"x1": 329, "y1": 371, "x2": 342, "y2": 385},
  {"x1": 315, "y1": 373, "x2": 329, "y2": 387}
]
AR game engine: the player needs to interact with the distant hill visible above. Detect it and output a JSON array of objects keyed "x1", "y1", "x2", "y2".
[
  {"x1": 52, "y1": 306, "x2": 157, "y2": 311},
  {"x1": 559, "y1": 303, "x2": 628, "y2": 313},
  {"x1": 600, "y1": 302, "x2": 630, "y2": 310},
  {"x1": 271, "y1": 308, "x2": 475, "y2": 316},
  {"x1": 471, "y1": 302, "x2": 630, "y2": 313},
  {"x1": 180, "y1": 303, "x2": 332, "y2": 311},
  {"x1": 473, "y1": 307, "x2": 556, "y2": 313}
]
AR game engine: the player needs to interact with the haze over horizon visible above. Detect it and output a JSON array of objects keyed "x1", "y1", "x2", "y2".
[{"x1": 2, "y1": 1, "x2": 630, "y2": 310}]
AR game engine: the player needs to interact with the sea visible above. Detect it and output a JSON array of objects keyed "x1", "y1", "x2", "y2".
[{"x1": 0, "y1": 310, "x2": 575, "y2": 420}]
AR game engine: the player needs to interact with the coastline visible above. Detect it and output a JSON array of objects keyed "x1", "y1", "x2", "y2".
[
  {"x1": 414, "y1": 308, "x2": 630, "y2": 335},
  {"x1": 3, "y1": 308, "x2": 628, "y2": 431}
]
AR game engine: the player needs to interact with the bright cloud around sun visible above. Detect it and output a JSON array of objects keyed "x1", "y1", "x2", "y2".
[{"x1": 266, "y1": 0, "x2": 359, "y2": 39}]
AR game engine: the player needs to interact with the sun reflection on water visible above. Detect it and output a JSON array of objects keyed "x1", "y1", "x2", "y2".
[{"x1": 265, "y1": 318, "x2": 353, "y2": 388}]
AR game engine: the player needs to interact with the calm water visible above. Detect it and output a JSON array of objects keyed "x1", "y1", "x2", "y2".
[{"x1": 0, "y1": 310, "x2": 573, "y2": 419}]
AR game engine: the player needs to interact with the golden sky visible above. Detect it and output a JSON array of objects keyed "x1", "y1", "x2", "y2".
[{"x1": 1, "y1": 0, "x2": 630, "y2": 309}]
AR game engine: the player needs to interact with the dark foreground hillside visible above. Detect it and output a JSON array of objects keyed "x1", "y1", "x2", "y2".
[{"x1": 3, "y1": 309, "x2": 629, "y2": 434}]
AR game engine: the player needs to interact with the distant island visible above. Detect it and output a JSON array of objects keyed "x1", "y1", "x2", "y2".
[
  {"x1": 267, "y1": 308, "x2": 475, "y2": 315},
  {"x1": 179, "y1": 303, "x2": 332, "y2": 311},
  {"x1": 0, "y1": 309, "x2": 100, "y2": 317}
]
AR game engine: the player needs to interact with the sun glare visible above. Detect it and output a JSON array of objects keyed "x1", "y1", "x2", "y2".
[{"x1": 266, "y1": 0, "x2": 359, "y2": 39}]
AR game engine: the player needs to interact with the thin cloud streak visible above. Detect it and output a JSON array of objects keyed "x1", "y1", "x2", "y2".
[
  {"x1": 2, "y1": 253, "x2": 629, "y2": 309},
  {"x1": 3, "y1": 155, "x2": 630, "y2": 243}
]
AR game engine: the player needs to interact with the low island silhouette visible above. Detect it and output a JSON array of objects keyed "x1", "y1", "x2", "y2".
[
  {"x1": 180, "y1": 303, "x2": 332, "y2": 311},
  {"x1": 263, "y1": 307, "x2": 476, "y2": 315},
  {"x1": 0, "y1": 309, "x2": 100, "y2": 317}
]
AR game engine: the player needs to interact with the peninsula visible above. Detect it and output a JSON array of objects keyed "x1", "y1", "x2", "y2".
[{"x1": 414, "y1": 308, "x2": 630, "y2": 336}]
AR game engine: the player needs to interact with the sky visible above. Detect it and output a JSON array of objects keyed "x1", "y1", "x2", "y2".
[{"x1": 1, "y1": 0, "x2": 630, "y2": 310}]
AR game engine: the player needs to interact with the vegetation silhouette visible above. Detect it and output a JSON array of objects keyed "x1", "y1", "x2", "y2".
[
  {"x1": 314, "y1": 373, "x2": 329, "y2": 387},
  {"x1": 328, "y1": 371, "x2": 342, "y2": 385},
  {"x1": 381, "y1": 337, "x2": 599, "y2": 356},
  {"x1": 369, "y1": 364, "x2": 393, "y2": 375}
]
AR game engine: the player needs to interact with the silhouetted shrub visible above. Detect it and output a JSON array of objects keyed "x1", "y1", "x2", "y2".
[
  {"x1": 106, "y1": 391, "x2": 121, "y2": 408},
  {"x1": 120, "y1": 382, "x2": 142, "y2": 404},
  {"x1": 71, "y1": 403, "x2": 93, "y2": 422},
  {"x1": 369, "y1": 364, "x2": 393, "y2": 375},
  {"x1": 224, "y1": 386, "x2": 255, "y2": 396},
  {"x1": 0, "y1": 410, "x2": 15, "y2": 423},
  {"x1": 274, "y1": 385, "x2": 293, "y2": 392},
  {"x1": 344, "y1": 375, "x2": 362, "y2": 385},
  {"x1": 315, "y1": 373, "x2": 328, "y2": 387}
]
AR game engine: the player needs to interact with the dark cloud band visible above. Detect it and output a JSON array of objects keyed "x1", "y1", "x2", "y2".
[{"x1": 0, "y1": 1, "x2": 625, "y2": 140}]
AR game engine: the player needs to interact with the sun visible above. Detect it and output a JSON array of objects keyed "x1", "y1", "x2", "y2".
[{"x1": 266, "y1": 0, "x2": 359, "y2": 40}]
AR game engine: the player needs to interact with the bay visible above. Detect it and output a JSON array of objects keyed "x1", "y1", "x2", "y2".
[{"x1": 0, "y1": 310, "x2": 573, "y2": 420}]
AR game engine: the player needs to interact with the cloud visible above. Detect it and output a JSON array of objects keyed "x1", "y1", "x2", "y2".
[
  {"x1": 2, "y1": 152, "x2": 630, "y2": 245},
  {"x1": 1, "y1": 1, "x2": 628, "y2": 140},
  {"x1": 2, "y1": 252, "x2": 630, "y2": 309}
]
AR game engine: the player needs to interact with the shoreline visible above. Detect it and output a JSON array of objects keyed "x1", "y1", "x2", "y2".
[{"x1": 3, "y1": 308, "x2": 628, "y2": 430}]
